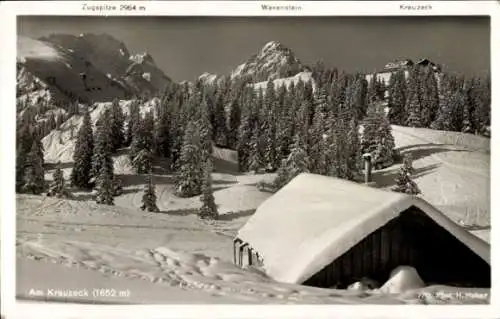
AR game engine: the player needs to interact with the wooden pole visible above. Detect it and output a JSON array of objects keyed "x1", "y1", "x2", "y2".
[
  {"x1": 248, "y1": 248, "x2": 253, "y2": 266},
  {"x1": 362, "y1": 153, "x2": 372, "y2": 184},
  {"x1": 233, "y1": 241, "x2": 237, "y2": 265}
]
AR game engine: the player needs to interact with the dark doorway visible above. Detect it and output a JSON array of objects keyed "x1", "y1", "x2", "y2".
[{"x1": 303, "y1": 207, "x2": 490, "y2": 289}]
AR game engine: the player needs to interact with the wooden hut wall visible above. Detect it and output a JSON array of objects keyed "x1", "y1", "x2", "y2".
[{"x1": 303, "y1": 207, "x2": 490, "y2": 289}]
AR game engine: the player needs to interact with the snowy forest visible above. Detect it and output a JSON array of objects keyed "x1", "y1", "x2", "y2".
[{"x1": 15, "y1": 61, "x2": 491, "y2": 219}]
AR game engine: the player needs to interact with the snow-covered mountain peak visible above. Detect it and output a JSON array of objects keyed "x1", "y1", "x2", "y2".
[
  {"x1": 198, "y1": 72, "x2": 219, "y2": 85},
  {"x1": 17, "y1": 34, "x2": 171, "y2": 106},
  {"x1": 261, "y1": 41, "x2": 283, "y2": 52},
  {"x1": 230, "y1": 40, "x2": 304, "y2": 83}
]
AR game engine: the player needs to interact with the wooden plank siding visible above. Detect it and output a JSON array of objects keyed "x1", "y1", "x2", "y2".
[{"x1": 303, "y1": 207, "x2": 490, "y2": 289}]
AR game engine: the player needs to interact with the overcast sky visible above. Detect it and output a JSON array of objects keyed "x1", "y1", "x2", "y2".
[{"x1": 18, "y1": 16, "x2": 490, "y2": 82}]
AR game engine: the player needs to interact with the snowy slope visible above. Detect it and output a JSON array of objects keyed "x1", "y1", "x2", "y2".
[
  {"x1": 16, "y1": 195, "x2": 490, "y2": 305},
  {"x1": 17, "y1": 119, "x2": 491, "y2": 305},
  {"x1": 365, "y1": 70, "x2": 409, "y2": 85},
  {"x1": 41, "y1": 99, "x2": 158, "y2": 163},
  {"x1": 42, "y1": 106, "x2": 490, "y2": 228},
  {"x1": 387, "y1": 125, "x2": 490, "y2": 226},
  {"x1": 42, "y1": 102, "x2": 116, "y2": 163},
  {"x1": 251, "y1": 71, "x2": 316, "y2": 92},
  {"x1": 198, "y1": 72, "x2": 220, "y2": 86}
]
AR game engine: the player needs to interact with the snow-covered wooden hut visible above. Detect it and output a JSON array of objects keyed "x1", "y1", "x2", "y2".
[{"x1": 234, "y1": 173, "x2": 490, "y2": 289}]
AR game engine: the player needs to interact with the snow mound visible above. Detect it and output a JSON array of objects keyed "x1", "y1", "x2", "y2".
[
  {"x1": 379, "y1": 266, "x2": 425, "y2": 294},
  {"x1": 214, "y1": 185, "x2": 272, "y2": 215}
]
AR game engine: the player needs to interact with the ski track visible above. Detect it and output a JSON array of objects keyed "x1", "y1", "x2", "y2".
[
  {"x1": 17, "y1": 234, "x2": 490, "y2": 304},
  {"x1": 17, "y1": 237, "x2": 377, "y2": 304}
]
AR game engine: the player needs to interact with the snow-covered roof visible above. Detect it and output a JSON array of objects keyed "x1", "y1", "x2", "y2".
[
  {"x1": 236, "y1": 173, "x2": 490, "y2": 284},
  {"x1": 384, "y1": 59, "x2": 414, "y2": 70}
]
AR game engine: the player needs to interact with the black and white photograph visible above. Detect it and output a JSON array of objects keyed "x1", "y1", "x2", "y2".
[{"x1": 6, "y1": 6, "x2": 494, "y2": 311}]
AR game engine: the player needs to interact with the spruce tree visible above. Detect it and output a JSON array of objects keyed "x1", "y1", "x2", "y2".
[
  {"x1": 23, "y1": 138, "x2": 45, "y2": 194},
  {"x1": 273, "y1": 134, "x2": 310, "y2": 190},
  {"x1": 16, "y1": 147, "x2": 27, "y2": 192},
  {"x1": 227, "y1": 98, "x2": 241, "y2": 149},
  {"x1": 350, "y1": 77, "x2": 369, "y2": 121},
  {"x1": 331, "y1": 73, "x2": 349, "y2": 118},
  {"x1": 405, "y1": 69, "x2": 423, "y2": 127},
  {"x1": 130, "y1": 112, "x2": 155, "y2": 171},
  {"x1": 112, "y1": 178, "x2": 123, "y2": 196},
  {"x1": 433, "y1": 83, "x2": 465, "y2": 132},
  {"x1": 132, "y1": 149, "x2": 153, "y2": 174},
  {"x1": 405, "y1": 90, "x2": 422, "y2": 127},
  {"x1": 169, "y1": 104, "x2": 184, "y2": 170},
  {"x1": 16, "y1": 123, "x2": 32, "y2": 192},
  {"x1": 141, "y1": 172, "x2": 159, "y2": 212},
  {"x1": 471, "y1": 77, "x2": 491, "y2": 136},
  {"x1": 326, "y1": 116, "x2": 350, "y2": 180},
  {"x1": 392, "y1": 154, "x2": 421, "y2": 195},
  {"x1": 110, "y1": 99, "x2": 125, "y2": 152},
  {"x1": 308, "y1": 110, "x2": 328, "y2": 174},
  {"x1": 431, "y1": 74, "x2": 452, "y2": 131},
  {"x1": 387, "y1": 70, "x2": 406, "y2": 125},
  {"x1": 248, "y1": 126, "x2": 263, "y2": 174},
  {"x1": 237, "y1": 88, "x2": 255, "y2": 172},
  {"x1": 346, "y1": 118, "x2": 361, "y2": 178},
  {"x1": 262, "y1": 80, "x2": 278, "y2": 171},
  {"x1": 154, "y1": 105, "x2": 171, "y2": 158},
  {"x1": 462, "y1": 80, "x2": 474, "y2": 133},
  {"x1": 126, "y1": 99, "x2": 140, "y2": 146},
  {"x1": 376, "y1": 77, "x2": 386, "y2": 101},
  {"x1": 213, "y1": 90, "x2": 227, "y2": 146},
  {"x1": 71, "y1": 107, "x2": 94, "y2": 188},
  {"x1": 95, "y1": 156, "x2": 114, "y2": 205},
  {"x1": 48, "y1": 164, "x2": 71, "y2": 198},
  {"x1": 199, "y1": 161, "x2": 218, "y2": 220},
  {"x1": 199, "y1": 97, "x2": 214, "y2": 164},
  {"x1": 91, "y1": 109, "x2": 113, "y2": 181},
  {"x1": 275, "y1": 86, "x2": 294, "y2": 164},
  {"x1": 176, "y1": 121, "x2": 203, "y2": 197},
  {"x1": 367, "y1": 74, "x2": 380, "y2": 104},
  {"x1": 361, "y1": 107, "x2": 395, "y2": 169},
  {"x1": 450, "y1": 90, "x2": 466, "y2": 132},
  {"x1": 420, "y1": 69, "x2": 439, "y2": 127}
]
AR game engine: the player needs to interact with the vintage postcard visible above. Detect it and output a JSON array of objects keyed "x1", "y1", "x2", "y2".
[{"x1": 0, "y1": 1, "x2": 498, "y2": 318}]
